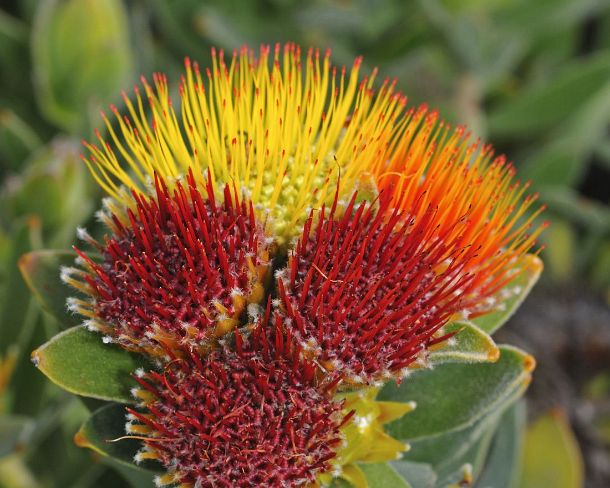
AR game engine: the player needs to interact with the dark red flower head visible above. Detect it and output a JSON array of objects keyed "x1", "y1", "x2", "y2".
[
  {"x1": 277, "y1": 191, "x2": 482, "y2": 385},
  {"x1": 66, "y1": 169, "x2": 271, "y2": 357},
  {"x1": 127, "y1": 314, "x2": 348, "y2": 487}
]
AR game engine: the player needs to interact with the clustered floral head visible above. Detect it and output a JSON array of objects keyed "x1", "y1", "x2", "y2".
[{"x1": 62, "y1": 43, "x2": 545, "y2": 487}]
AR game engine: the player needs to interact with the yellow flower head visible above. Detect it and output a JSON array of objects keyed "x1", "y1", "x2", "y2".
[{"x1": 83, "y1": 43, "x2": 405, "y2": 242}]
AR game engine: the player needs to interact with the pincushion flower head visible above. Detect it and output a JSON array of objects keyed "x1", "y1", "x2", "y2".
[
  {"x1": 127, "y1": 316, "x2": 349, "y2": 487},
  {"x1": 34, "y1": 43, "x2": 547, "y2": 487}
]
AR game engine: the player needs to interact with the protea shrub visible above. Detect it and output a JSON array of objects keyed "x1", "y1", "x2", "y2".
[{"x1": 22, "y1": 43, "x2": 546, "y2": 488}]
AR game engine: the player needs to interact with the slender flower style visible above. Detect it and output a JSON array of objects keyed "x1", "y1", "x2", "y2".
[
  {"x1": 65, "y1": 43, "x2": 547, "y2": 487},
  {"x1": 62, "y1": 169, "x2": 271, "y2": 357},
  {"x1": 366, "y1": 107, "x2": 544, "y2": 305},
  {"x1": 82, "y1": 43, "x2": 406, "y2": 242},
  {"x1": 127, "y1": 316, "x2": 348, "y2": 488}
]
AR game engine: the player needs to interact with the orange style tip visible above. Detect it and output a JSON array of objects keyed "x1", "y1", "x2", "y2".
[
  {"x1": 211, "y1": 46, "x2": 216, "y2": 56},
  {"x1": 325, "y1": 47, "x2": 331, "y2": 58},
  {"x1": 73, "y1": 429, "x2": 89, "y2": 448},
  {"x1": 523, "y1": 354, "x2": 536, "y2": 372},
  {"x1": 184, "y1": 56, "x2": 191, "y2": 67}
]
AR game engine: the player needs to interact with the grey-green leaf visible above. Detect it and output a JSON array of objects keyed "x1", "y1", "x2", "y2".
[
  {"x1": 378, "y1": 345, "x2": 535, "y2": 441},
  {"x1": 390, "y1": 461, "x2": 437, "y2": 488},
  {"x1": 75, "y1": 403, "x2": 161, "y2": 473},
  {"x1": 471, "y1": 254, "x2": 542, "y2": 334},
  {"x1": 428, "y1": 321, "x2": 499, "y2": 365},
  {"x1": 32, "y1": 326, "x2": 151, "y2": 403},
  {"x1": 31, "y1": 0, "x2": 133, "y2": 133},
  {"x1": 359, "y1": 462, "x2": 412, "y2": 488},
  {"x1": 475, "y1": 402, "x2": 525, "y2": 488},
  {"x1": 0, "y1": 216, "x2": 41, "y2": 355},
  {"x1": 488, "y1": 50, "x2": 610, "y2": 138}
]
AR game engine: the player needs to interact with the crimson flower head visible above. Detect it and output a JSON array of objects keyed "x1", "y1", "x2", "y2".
[
  {"x1": 276, "y1": 191, "x2": 478, "y2": 384},
  {"x1": 127, "y1": 315, "x2": 349, "y2": 488},
  {"x1": 63, "y1": 169, "x2": 271, "y2": 357}
]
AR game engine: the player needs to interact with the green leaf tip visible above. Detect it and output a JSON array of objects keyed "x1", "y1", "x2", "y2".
[
  {"x1": 32, "y1": 326, "x2": 151, "y2": 403},
  {"x1": 76, "y1": 403, "x2": 163, "y2": 473},
  {"x1": 472, "y1": 253, "x2": 543, "y2": 334},
  {"x1": 427, "y1": 321, "x2": 500, "y2": 365}
]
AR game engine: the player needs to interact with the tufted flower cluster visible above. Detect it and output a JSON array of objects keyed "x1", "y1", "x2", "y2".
[{"x1": 62, "y1": 44, "x2": 545, "y2": 487}]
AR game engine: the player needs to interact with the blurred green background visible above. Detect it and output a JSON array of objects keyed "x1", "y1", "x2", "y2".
[{"x1": 0, "y1": 0, "x2": 609, "y2": 487}]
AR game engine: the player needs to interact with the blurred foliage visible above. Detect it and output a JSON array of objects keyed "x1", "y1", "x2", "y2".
[
  {"x1": 518, "y1": 410, "x2": 584, "y2": 488},
  {"x1": 0, "y1": 0, "x2": 608, "y2": 487}
]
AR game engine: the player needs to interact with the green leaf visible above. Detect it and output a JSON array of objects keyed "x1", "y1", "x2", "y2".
[
  {"x1": 31, "y1": 0, "x2": 133, "y2": 133},
  {"x1": 104, "y1": 458, "x2": 156, "y2": 488},
  {"x1": 3, "y1": 139, "x2": 94, "y2": 247},
  {"x1": 0, "y1": 109, "x2": 41, "y2": 169},
  {"x1": 521, "y1": 80, "x2": 610, "y2": 188},
  {"x1": 540, "y1": 218, "x2": 575, "y2": 283},
  {"x1": 540, "y1": 187, "x2": 610, "y2": 232},
  {"x1": 488, "y1": 50, "x2": 610, "y2": 138},
  {"x1": 390, "y1": 461, "x2": 437, "y2": 488},
  {"x1": 471, "y1": 254, "x2": 542, "y2": 334},
  {"x1": 518, "y1": 410, "x2": 584, "y2": 488},
  {"x1": 0, "y1": 416, "x2": 34, "y2": 458},
  {"x1": 428, "y1": 321, "x2": 499, "y2": 365},
  {"x1": 400, "y1": 412, "x2": 496, "y2": 469},
  {"x1": 0, "y1": 216, "x2": 42, "y2": 356},
  {"x1": 328, "y1": 477, "x2": 352, "y2": 488},
  {"x1": 519, "y1": 140, "x2": 585, "y2": 188},
  {"x1": 32, "y1": 326, "x2": 150, "y2": 403},
  {"x1": 75, "y1": 403, "x2": 161, "y2": 473},
  {"x1": 434, "y1": 419, "x2": 496, "y2": 487},
  {"x1": 397, "y1": 408, "x2": 501, "y2": 487},
  {"x1": 19, "y1": 250, "x2": 81, "y2": 328},
  {"x1": 359, "y1": 462, "x2": 412, "y2": 488},
  {"x1": 378, "y1": 345, "x2": 535, "y2": 441},
  {"x1": 476, "y1": 402, "x2": 525, "y2": 488}
]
